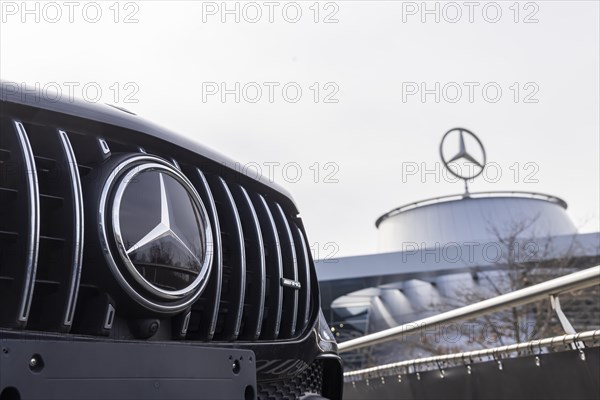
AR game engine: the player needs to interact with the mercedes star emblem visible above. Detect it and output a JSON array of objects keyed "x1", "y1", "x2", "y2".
[
  {"x1": 99, "y1": 155, "x2": 213, "y2": 312},
  {"x1": 125, "y1": 173, "x2": 203, "y2": 269}
]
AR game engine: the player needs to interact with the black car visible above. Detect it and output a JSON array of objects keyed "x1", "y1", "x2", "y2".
[{"x1": 0, "y1": 81, "x2": 343, "y2": 400}]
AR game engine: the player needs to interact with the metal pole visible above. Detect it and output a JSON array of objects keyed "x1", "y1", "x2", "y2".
[{"x1": 338, "y1": 265, "x2": 600, "y2": 353}]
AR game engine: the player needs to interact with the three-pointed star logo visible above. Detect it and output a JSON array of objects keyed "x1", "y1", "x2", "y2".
[
  {"x1": 447, "y1": 129, "x2": 484, "y2": 169},
  {"x1": 126, "y1": 174, "x2": 201, "y2": 266}
]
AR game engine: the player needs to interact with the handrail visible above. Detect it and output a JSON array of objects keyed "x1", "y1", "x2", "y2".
[
  {"x1": 338, "y1": 266, "x2": 600, "y2": 353},
  {"x1": 345, "y1": 329, "x2": 600, "y2": 378},
  {"x1": 375, "y1": 191, "x2": 568, "y2": 227}
]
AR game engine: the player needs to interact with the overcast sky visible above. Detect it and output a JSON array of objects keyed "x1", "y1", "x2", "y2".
[{"x1": 1, "y1": 1, "x2": 598, "y2": 257}]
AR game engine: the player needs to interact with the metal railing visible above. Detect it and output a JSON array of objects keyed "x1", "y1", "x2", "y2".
[
  {"x1": 345, "y1": 329, "x2": 600, "y2": 379},
  {"x1": 338, "y1": 265, "x2": 600, "y2": 353}
]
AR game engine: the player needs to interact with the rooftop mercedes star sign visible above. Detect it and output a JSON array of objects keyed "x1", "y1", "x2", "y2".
[
  {"x1": 440, "y1": 127, "x2": 487, "y2": 182},
  {"x1": 99, "y1": 155, "x2": 213, "y2": 312}
]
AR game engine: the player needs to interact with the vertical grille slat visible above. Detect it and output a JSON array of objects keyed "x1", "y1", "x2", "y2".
[
  {"x1": 292, "y1": 224, "x2": 311, "y2": 334},
  {"x1": 185, "y1": 168, "x2": 223, "y2": 340},
  {"x1": 208, "y1": 176, "x2": 246, "y2": 340},
  {"x1": 17, "y1": 123, "x2": 86, "y2": 332},
  {"x1": 271, "y1": 202, "x2": 299, "y2": 338},
  {"x1": 57, "y1": 130, "x2": 84, "y2": 329},
  {"x1": 232, "y1": 185, "x2": 266, "y2": 340},
  {"x1": 14, "y1": 121, "x2": 40, "y2": 325},
  {"x1": 0, "y1": 120, "x2": 40, "y2": 326},
  {"x1": 252, "y1": 193, "x2": 283, "y2": 340},
  {"x1": 13, "y1": 121, "x2": 40, "y2": 325}
]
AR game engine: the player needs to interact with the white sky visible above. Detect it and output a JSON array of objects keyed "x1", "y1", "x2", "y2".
[{"x1": 1, "y1": 1, "x2": 598, "y2": 257}]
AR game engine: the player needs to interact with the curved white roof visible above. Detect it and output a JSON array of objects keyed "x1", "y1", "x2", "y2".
[{"x1": 377, "y1": 192, "x2": 577, "y2": 253}]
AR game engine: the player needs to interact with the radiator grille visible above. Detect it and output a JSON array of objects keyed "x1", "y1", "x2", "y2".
[
  {"x1": 257, "y1": 360, "x2": 324, "y2": 400},
  {"x1": 0, "y1": 113, "x2": 316, "y2": 342}
]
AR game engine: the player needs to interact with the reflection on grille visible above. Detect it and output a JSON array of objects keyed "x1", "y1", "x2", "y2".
[{"x1": 0, "y1": 112, "x2": 315, "y2": 341}]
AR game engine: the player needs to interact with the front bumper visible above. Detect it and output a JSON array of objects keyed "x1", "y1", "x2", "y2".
[
  {"x1": 0, "y1": 330, "x2": 343, "y2": 400},
  {"x1": 1, "y1": 334, "x2": 256, "y2": 400}
]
